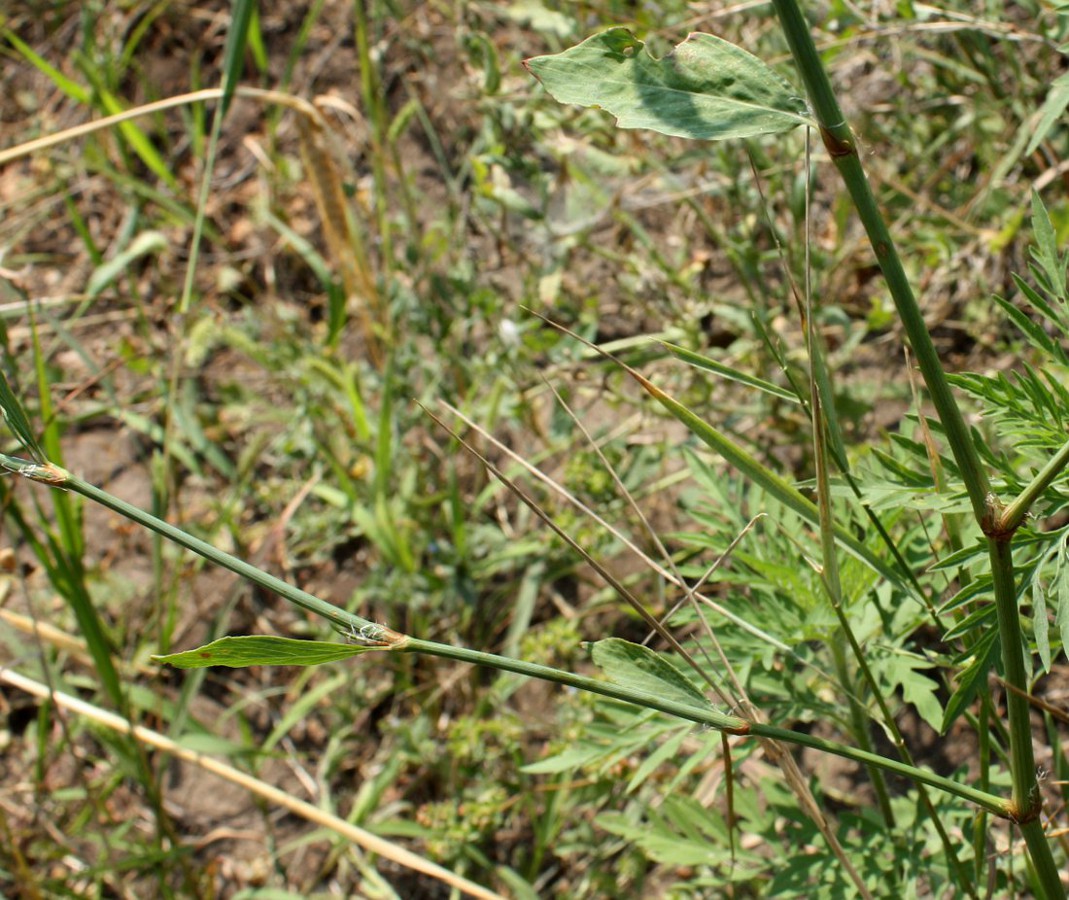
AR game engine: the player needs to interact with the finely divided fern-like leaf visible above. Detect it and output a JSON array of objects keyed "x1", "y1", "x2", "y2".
[
  {"x1": 948, "y1": 365, "x2": 1069, "y2": 450},
  {"x1": 1027, "y1": 528, "x2": 1069, "y2": 671}
]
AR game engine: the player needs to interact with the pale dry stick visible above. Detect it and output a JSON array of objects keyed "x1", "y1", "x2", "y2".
[
  {"x1": 1034, "y1": 157, "x2": 1069, "y2": 193},
  {"x1": 0, "y1": 88, "x2": 293, "y2": 168},
  {"x1": 2, "y1": 306, "x2": 135, "y2": 339},
  {"x1": 878, "y1": 6, "x2": 1054, "y2": 44},
  {"x1": 0, "y1": 294, "x2": 75, "y2": 316},
  {"x1": 0, "y1": 608, "x2": 152, "y2": 675},
  {"x1": 0, "y1": 667, "x2": 505, "y2": 900}
]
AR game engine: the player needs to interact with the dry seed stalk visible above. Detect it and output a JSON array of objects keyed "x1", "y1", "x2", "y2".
[{"x1": 294, "y1": 108, "x2": 383, "y2": 363}]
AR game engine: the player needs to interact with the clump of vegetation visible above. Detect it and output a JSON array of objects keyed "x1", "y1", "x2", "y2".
[{"x1": 0, "y1": 0, "x2": 1066, "y2": 896}]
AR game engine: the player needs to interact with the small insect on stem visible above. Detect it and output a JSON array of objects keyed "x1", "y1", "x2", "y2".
[
  {"x1": 346, "y1": 621, "x2": 391, "y2": 646},
  {"x1": 18, "y1": 461, "x2": 69, "y2": 487}
]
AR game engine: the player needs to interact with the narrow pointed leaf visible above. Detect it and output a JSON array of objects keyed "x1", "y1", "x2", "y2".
[
  {"x1": 1030, "y1": 189, "x2": 1066, "y2": 293},
  {"x1": 1, "y1": 28, "x2": 90, "y2": 102},
  {"x1": 1059, "y1": 563, "x2": 1069, "y2": 664},
  {"x1": 0, "y1": 367, "x2": 46, "y2": 463},
  {"x1": 525, "y1": 28, "x2": 811, "y2": 141},
  {"x1": 1033, "y1": 581, "x2": 1051, "y2": 672},
  {"x1": 1025, "y1": 74, "x2": 1069, "y2": 157},
  {"x1": 663, "y1": 341, "x2": 802, "y2": 403},
  {"x1": 154, "y1": 635, "x2": 375, "y2": 668},
  {"x1": 941, "y1": 632, "x2": 998, "y2": 733},
  {"x1": 220, "y1": 0, "x2": 257, "y2": 117}
]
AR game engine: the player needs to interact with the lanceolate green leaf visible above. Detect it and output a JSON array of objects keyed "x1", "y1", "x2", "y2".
[
  {"x1": 941, "y1": 631, "x2": 999, "y2": 733},
  {"x1": 632, "y1": 368, "x2": 913, "y2": 595},
  {"x1": 591, "y1": 638, "x2": 712, "y2": 711},
  {"x1": 154, "y1": 635, "x2": 376, "y2": 669},
  {"x1": 663, "y1": 341, "x2": 803, "y2": 404},
  {"x1": 0, "y1": 366, "x2": 46, "y2": 464},
  {"x1": 1058, "y1": 552, "x2": 1069, "y2": 665},
  {"x1": 1029, "y1": 189, "x2": 1068, "y2": 299},
  {"x1": 1033, "y1": 581, "x2": 1052, "y2": 672},
  {"x1": 525, "y1": 28, "x2": 811, "y2": 141},
  {"x1": 1026, "y1": 82, "x2": 1069, "y2": 161}
]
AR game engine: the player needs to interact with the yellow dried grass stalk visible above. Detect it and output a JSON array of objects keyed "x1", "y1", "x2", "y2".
[{"x1": 295, "y1": 106, "x2": 384, "y2": 364}]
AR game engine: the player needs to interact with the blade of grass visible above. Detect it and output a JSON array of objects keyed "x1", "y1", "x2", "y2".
[{"x1": 1, "y1": 27, "x2": 91, "y2": 102}]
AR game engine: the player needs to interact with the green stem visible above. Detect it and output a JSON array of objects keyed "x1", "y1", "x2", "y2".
[
  {"x1": 3, "y1": 459, "x2": 1019, "y2": 828},
  {"x1": 1001, "y1": 436, "x2": 1069, "y2": 533},
  {"x1": 400, "y1": 636, "x2": 1011, "y2": 817},
  {"x1": 767, "y1": 1, "x2": 1061, "y2": 891},
  {"x1": 1021, "y1": 819, "x2": 1066, "y2": 900},
  {"x1": 40, "y1": 462, "x2": 375, "y2": 635},
  {"x1": 768, "y1": 0, "x2": 990, "y2": 521},
  {"x1": 829, "y1": 639, "x2": 896, "y2": 826},
  {"x1": 987, "y1": 537, "x2": 1038, "y2": 816},
  {"x1": 401, "y1": 638, "x2": 749, "y2": 731}
]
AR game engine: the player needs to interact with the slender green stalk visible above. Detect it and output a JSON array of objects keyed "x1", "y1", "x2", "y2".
[
  {"x1": 1001, "y1": 436, "x2": 1069, "y2": 533},
  {"x1": 809, "y1": 301, "x2": 974, "y2": 892},
  {"x1": 768, "y1": 0, "x2": 991, "y2": 520},
  {"x1": 1021, "y1": 819, "x2": 1066, "y2": 900},
  {"x1": 987, "y1": 537, "x2": 1038, "y2": 818},
  {"x1": 5, "y1": 459, "x2": 378, "y2": 637},
  {"x1": 974, "y1": 691, "x2": 992, "y2": 887},
  {"x1": 401, "y1": 638, "x2": 749, "y2": 731},
  {"x1": 807, "y1": 289, "x2": 895, "y2": 828},
  {"x1": 0, "y1": 454, "x2": 1020, "y2": 822},
  {"x1": 767, "y1": 0, "x2": 1059, "y2": 890},
  {"x1": 828, "y1": 639, "x2": 895, "y2": 823},
  {"x1": 401, "y1": 638, "x2": 1011, "y2": 817}
]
